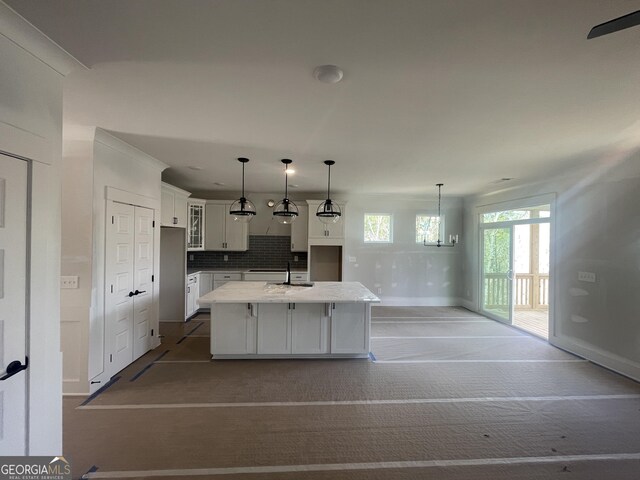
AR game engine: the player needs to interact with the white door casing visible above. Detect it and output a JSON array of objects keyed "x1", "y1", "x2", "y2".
[{"x1": 0, "y1": 154, "x2": 29, "y2": 455}]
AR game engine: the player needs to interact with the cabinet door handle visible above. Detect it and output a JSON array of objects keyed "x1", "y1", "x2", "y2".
[{"x1": 291, "y1": 243, "x2": 294, "y2": 249}]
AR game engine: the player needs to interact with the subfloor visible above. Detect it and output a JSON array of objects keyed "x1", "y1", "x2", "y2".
[{"x1": 65, "y1": 307, "x2": 640, "y2": 479}]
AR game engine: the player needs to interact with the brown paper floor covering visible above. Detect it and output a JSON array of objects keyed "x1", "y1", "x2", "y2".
[{"x1": 64, "y1": 308, "x2": 640, "y2": 479}]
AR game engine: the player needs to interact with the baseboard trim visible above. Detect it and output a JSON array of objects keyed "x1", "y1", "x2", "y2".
[{"x1": 551, "y1": 335, "x2": 640, "y2": 383}]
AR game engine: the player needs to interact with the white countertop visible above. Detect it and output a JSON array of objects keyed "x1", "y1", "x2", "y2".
[{"x1": 199, "y1": 281, "x2": 380, "y2": 304}]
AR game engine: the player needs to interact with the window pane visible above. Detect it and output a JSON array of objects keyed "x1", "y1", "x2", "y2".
[
  {"x1": 364, "y1": 214, "x2": 392, "y2": 243},
  {"x1": 481, "y1": 204, "x2": 550, "y2": 223},
  {"x1": 416, "y1": 215, "x2": 440, "y2": 243}
]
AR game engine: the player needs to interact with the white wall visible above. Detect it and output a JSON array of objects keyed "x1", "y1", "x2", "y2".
[
  {"x1": 61, "y1": 127, "x2": 167, "y2": 394},
  {"x1": 0, "y1": 0, "x2": 83, "y2": 455},
  {"x1": 343, "y1": 194, "x2": 464, "y2": 305},
  {"x1": 463, "y1": 150, "x2": 640, "y2": 381}
]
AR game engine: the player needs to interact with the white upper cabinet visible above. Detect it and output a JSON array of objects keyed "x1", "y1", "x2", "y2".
[
  {"x1": 306, "y1": 200, "x2": 346, "y2": 244},
  {"x1": 291, "y1": 204, "x2": 308, "y2": 252},
  {"x1": 204, "y1": 201, "x2": 248, "y2": 251},
  {"x1": 187, "y1": 199, "x2": 206, "y2": 250},
  {"x1": 161, "y1": 182, "x2": 191, "y2": 228}
]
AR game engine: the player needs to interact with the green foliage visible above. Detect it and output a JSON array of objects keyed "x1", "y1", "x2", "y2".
[
  {"x1": 364, "y1": 214, "x2": 392, "y2": 242},
  {"x1": 416, "y1": 215, "x2": 440, "y2": 243}
]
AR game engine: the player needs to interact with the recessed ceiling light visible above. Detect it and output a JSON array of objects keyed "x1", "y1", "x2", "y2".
[
  {"x1": 188, "y1": 166, "x2": 203, "y2": 171},
  {"x1": 313, "y1": 65, "x2": 344, "y2": 84},
  {"x1": 214, "y1": 182, "x2": 226, "y2": 186}
]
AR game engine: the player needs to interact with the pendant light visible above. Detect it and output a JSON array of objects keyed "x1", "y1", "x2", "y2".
[
  {"x1": 316, "y1": 160, "x2": 341, "y2": 224},
  {"x1": 273, "y1": 159, "x2": 299, "y2": 224},
  {"x1": 229, "y1": 157, "x2": 256, "y2": 223},
  {"x1": 424, "y1": 183, "x2": 458, "y2": 248}
]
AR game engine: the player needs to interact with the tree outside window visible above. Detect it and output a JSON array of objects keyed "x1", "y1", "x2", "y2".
[
  {"x1": 364, "y1": 214, "x2": 392, "y2": 243},
  {"x1": 416, "y1": 215, "x2": 441, "y2": 243}
]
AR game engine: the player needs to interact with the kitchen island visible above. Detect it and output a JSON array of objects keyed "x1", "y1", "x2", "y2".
[{"x1": 198, "y1": 281, "x2": 380, "y2": 359}]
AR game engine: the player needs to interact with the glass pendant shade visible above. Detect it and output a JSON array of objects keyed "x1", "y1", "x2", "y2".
[
  {"x1": 273, "y1": 198, "x2": 299, "y2": 224},
  {"x1": 273, "y1": 158, "x2": 298, "y2": 224},
  {"x1": 316, "y1": 199, "x2": 341, "y2": 224},
  {"x1": 229, "y1": 197, "x2": 256, "y2": 223},
  {"x1": 316, "y1": 160, "x2": 341, "y2": 224},
  {"x1": 230, "y1": 157, "x2": 256, "y2": 222}
]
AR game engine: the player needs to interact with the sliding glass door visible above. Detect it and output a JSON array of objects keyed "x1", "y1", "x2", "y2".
[{"x1": 481, "y1": 226, "x2": 513, "y2": 323}]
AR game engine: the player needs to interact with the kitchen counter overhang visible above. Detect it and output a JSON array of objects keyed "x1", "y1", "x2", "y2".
[
  {"x1": 200, "y1": 281, "x2": 380, "y2": 359},
  {"x1": 198, "y1": 281, "x2": 380, "y2": 305}
]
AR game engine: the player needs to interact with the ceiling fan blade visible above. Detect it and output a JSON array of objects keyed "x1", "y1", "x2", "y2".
[{"x1": 587, "y1": 10, "x2": 640, "y2": 39}]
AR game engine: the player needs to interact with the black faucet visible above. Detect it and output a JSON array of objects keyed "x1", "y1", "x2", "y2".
[{"x1": 284, "y1": 262, "x2": 291, "y2": 285}]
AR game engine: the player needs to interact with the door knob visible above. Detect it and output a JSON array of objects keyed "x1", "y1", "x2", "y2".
[
  {"x1": 128, "y1": 291, "x2": 136, "y2": 297},
  {"x1": 134, "y1": 290, "x2": 146, "y2": 295},
  {"x1": 1, "y1": 357, "x2": 29, "y2": 381}
]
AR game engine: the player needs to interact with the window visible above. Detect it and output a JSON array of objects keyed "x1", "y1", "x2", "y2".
[
  {"x1": 416, "y1": 215, "x2": 441, "y2": 243},
  {"x1": 364, "y1": 214, "x2": 392, "y2": 243},
  {"x1": 481, "y1": 205, "x2": 550, "y2": 223}
]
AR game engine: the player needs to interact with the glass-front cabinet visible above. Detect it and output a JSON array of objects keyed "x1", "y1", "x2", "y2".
[{"x1": 187, "y1": 199, "x2": 206, "y2": 250}]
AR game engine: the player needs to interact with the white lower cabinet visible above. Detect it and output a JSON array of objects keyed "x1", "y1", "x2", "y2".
[
  {"x1": 330, "y1": 303, "x2": 369, "y2": 354},
  {"x1": 186, "y1": 274, "x2": 199, "y2": 319},
  {"x1": 211, "y1": 303, "x2": 257, "y2": 354},
  {"x1": 199, "y1": 273, "x2": 213, "y2": 297},
  {"x1": 257, "y1": 304, "x2": 291, "y2": 354},
  {"x1": 257, "y1": 303, "x2": 329, "y2": 355},
  {"x1": 211, "y1": 301, "x2": 369, "y2": 357},
  {"x1": 292, "y1": 303, "x2": 329, "y2": 354}
]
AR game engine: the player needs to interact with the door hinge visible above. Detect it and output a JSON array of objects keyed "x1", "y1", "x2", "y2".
[
  {"x1": 151, "y1": 329, "x2": 154, "y2": 336},
  {"x1": 152, "y1": 220, "x2": 155, "y2": 228},
  {"x1": 110, "y1": 285, "x2": 113, "y2": 293},
  {"x1": 112, "y1": 216, "x2": 115, "y2": 224},
  {"x1": 151, "y1": 274, "x2": 155, "y2": 282},
  {"x1": 109, "y1": 354, "x2": 113, "y2": 363}
]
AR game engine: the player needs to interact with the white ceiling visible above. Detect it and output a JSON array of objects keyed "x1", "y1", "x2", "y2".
[{"x1": 7, "y1": 0, "x2": 640, "y2": 196}]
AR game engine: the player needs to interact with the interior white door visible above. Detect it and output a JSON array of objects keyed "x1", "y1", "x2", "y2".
[
  {"x1": 0, "y1": 154, "x2": 29, "y2": 455},
  {"x1": 106, "y1": 201, "x2": 135, "y2": 374},
  {"x1": 133, "y1": 206, "x2": 154, "y2": 359}
]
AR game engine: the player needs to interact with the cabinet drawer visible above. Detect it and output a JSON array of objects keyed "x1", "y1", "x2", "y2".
[{"x1": 291, "y1": 273, "x2": 308, "y2": 281}]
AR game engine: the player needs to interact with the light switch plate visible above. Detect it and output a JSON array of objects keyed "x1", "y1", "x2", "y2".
[
  {"x1": 61, "y1": 275, "x2": 79, "y2": 289},
  {"x1": 578, "y1": 271, "x2": 596, "y2": 283}
]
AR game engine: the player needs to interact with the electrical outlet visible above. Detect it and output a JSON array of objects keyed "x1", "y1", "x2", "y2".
[
  {"x1": 224, "y1": 255, "x2": 228, "y2": 262},
  {"x1": 377, "y1": 287, "x2": 382, "y2": 294},
  {"x1": 348, "y1": 256, "x2": 357, "y2": 263},
  {"x1": 189, "y1": 254, "x2": 194, "y2": 261},
  {"x1": 294, "y1": 255, "x2": 299, "y2": 262},
  {"x1": 578, "y1": 271, "x2": 596, "y2": 283},
  {"x1": 61, "y1": 276, "x2": 79, "y2": 289}
]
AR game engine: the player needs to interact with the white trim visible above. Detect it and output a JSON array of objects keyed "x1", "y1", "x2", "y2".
[
  {"x1": 476, "y1": 193, "x2": 556, "y2": 215},
  {"x1": 83, "y1": 453, "x2": 640, "y2": 478},
  {"x1": 378, "y1": 297, "x2": 463, "y2": 306},
  {"x1": 95, "y1": 129, "x2": 169, "y2": 173},
  {"x1": 77, "y1": 393, "x2": 640, "y2": 411},
  {"x1": 373, "y1": 359, "x2": 587, "y2": 364},
  {"x1": 372, "y1": 316, "x2": 486, "y2": 319},
  {"x1": 372, "y1": 320, "x2": 492, "y2": 324},
  {"x1": 0, "y1": 122, "x2": 52, "y2": 165},
  {"x1": 162, "y1": 181, "x2": 192, "y2": 197},
  {"x1": 371, "y1": 336, "x2": 528, "y2": 339},
  {"x1": 551, "y1": 335, "x2": 640, "y2": 382},
  {"x1": 105, "y1": 187, "x2": 157, "y2": 210},
  {"x1": 0, "y1": 1, "x2": 86, "y2": 75}
]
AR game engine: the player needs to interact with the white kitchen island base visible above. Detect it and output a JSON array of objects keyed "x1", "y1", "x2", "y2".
[{"x1": 199, "y1": 282, "x2": 380, "y2": 359}]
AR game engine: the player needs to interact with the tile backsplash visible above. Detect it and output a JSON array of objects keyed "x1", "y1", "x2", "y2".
[{"x1": 187, "y1": 235, "x2": 307, "y2": 270}]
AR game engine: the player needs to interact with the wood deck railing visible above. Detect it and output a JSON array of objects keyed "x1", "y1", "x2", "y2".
[{"x1": 484, "y1": 273, "x2": 549, "y2": 310}]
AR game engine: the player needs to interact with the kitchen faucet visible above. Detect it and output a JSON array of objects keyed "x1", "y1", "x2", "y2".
[{"x1": 284, "y1": 262, "x2": 291, "y2": 285}]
